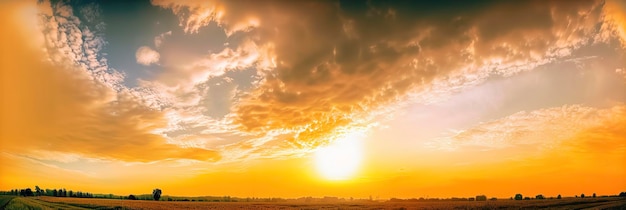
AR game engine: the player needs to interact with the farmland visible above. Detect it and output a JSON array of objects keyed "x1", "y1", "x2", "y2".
[{"x1": 1, "y1": 195, "x2": 624, "y2": 210}]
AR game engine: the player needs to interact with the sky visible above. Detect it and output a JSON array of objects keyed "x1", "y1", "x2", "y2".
[{"x1": 0, "y1": 0, "x2": 625, "y2": 199}]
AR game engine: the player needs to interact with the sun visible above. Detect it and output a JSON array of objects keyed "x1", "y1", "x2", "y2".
[{"x1": 314, "y1": 133, "x2": 363, "y2": 180}]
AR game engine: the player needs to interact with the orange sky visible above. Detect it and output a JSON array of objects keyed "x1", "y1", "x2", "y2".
[{"x1": 1, "y1": 0, "x2": 625, "y2": 199}]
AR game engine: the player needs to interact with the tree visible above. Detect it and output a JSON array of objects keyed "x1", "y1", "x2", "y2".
[
  {"x1": 514, "y1": 194, "x2": 523, "y2": 200},
  {"x1": 24, "y1": 188, "x2": 34, "y2": 196},
  {"x1": 152, "y1": 188, "x2": 162, "y2": 201},
  {"x1": 592, "y1": 193, "x2": 596, "y2": 198},
  {"x1": 581, "y1": 193, "x2": 585, "y2": 198},
  {"x1": 557, "y1": 194, "x2": 561, "y2": 199},
  {"x1": 128, "y1": 194, "x2": 137, "y2": 200},
  {"x1": 35, "y1": 186, "x2": 41, "y2": 196}
]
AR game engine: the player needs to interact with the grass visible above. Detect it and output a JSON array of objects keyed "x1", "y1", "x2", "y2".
[
  {"x1": 2, "y1": 197, "x2": 125, "y2": 210},
  {"x1": 0, "y1": 195, "x2": 15, "y2": 209},
  {"x1": 3, "y1": 196, "x2": 625, "y2": 210}
]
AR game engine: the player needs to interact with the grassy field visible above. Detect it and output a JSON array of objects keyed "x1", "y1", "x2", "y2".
[
  {"x1": 1, "y1": 196, "x2": 624, "y2": 210},
  {"x1": 0, "y1": 196, "x2": 15, "y2": 209}
]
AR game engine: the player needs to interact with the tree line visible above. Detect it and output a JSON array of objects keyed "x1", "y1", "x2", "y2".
[
  {"x1": 1, "y1": 186, "x2": 163, "y2": 201},
  {"x1": 1, "y1": 186, "x2": 94, "y2": 198}
]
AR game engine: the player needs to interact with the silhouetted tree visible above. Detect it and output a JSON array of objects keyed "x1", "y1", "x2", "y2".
[
  {"x1": 514, "y1": 194, "x2": 523, "y2": 200},
  {"x1": 475, "y1": 195, "x2": 487, "y2": 201},
  {"x1": 535, "y1": 194, "x2": 545, "y2": 199},
  {"x1": 619, "y1": 192, "x2": 626, "y2": 197},
  {"x1": 557, "y1": 194, "x2": 561, "y2": 199},
  {"x1": 23, "y1": 188, "x2": 34, "y2": 196},
  {"x1": 35, "y1": 186, "x2": 41, "y2": 196},
  {"x1": 592, "y1": 193, "x2": 596, "y2": 198},
  {"x1": 128, "y1": 194, "x2": 137, "y2": 200},
  {"x1": 581, "y1": 193, "x2": 585, "y2": 198},
  {"x1": 153, "y1": 188, "x2": 162, "y2": 201}
]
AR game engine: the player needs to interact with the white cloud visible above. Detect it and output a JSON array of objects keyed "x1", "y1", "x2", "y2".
[
  {"x1": 154, "y1": 30, "x2": 172, "y2": 48},
  {"x1": 37, "y1": 0, "x2": 126, "y2": 91},
  {"x1": 135, "y1": 46, "x2": 160, "y2": 66}
]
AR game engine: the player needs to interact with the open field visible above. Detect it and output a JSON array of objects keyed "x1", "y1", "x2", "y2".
[{"x1": 0, "y1": 196, "x2": 623, "y2": 210}]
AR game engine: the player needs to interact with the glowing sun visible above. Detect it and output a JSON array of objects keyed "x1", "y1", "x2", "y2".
[{"x1": 314, "y1": 133, "x2": 363, "y2": 180}]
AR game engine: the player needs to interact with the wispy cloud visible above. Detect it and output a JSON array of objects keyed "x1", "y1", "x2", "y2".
[
  {"x1": 154, "y1": 30, "x2": 171, "y2": 48},
  {"x1": 428, "y1": 104, "x2": 626, "y2": 155}
]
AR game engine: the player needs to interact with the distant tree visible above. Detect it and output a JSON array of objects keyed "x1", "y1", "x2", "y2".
[
  {"x1": 475, "y1": 195, "x2": 487, "y2": 201},
  {"x1": 24, "y1": 188, "x2": 34, "y2": 196},
  {"x1": 128, "y1": 194, "x2": 137, "y2": 200},
  {"x1": 592, "y1": 193, "x2": 596, "y2": 198},
  {"x1": 69, "y1": 190, "x2": 73, "y2": 197},
  {"x1": 557, "y1": 194, "x2": 561, "y2": 199},
  {"x1": 581, "y1": 193, "x2": 585, "y2": 198},
  {"x1": 514, "y1": 194, "x2": 523, "y2": 200},
  {"x1": 153, "y1": 188, "x2": 162, "y2": 201},
  {"x1": 619, "y1": 192, "x2": 626, "y2": 197},
  {"x1": 535, "y1": 194, "x2": 545, "y2": 199},
  {"x1": 35, "y1": 186, "x2": 41, "y2": 196}
]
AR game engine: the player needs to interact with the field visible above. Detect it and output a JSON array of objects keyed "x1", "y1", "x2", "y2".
[{"x1": 1, "y1": 196, "x2": 625, "y2": 210}]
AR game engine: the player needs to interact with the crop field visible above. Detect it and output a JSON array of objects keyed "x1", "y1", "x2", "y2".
[{"x1": 0, "y1": 196, "x2": 622, "y2": 210}]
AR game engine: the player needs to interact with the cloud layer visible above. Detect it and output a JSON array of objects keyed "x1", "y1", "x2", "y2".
[
  {"x1": 150, "y1": 0, "x2": 624, "y2": 156},
  {"x1": 3, "y1": 0, "x2": 626, "y2": 166}
]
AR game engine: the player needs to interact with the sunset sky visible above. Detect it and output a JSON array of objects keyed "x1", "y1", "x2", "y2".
[{"x1": 1, "y1": 0, "x2": 625, "y2": 199}]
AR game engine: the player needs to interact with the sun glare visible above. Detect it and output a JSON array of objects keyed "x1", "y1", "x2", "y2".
[{"x1": 314, "y1": 133, "x2": 363, "y2": 180}]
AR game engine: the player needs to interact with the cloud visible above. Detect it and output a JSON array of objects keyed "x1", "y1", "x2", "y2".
[
  {"x1": 600, "y1": 0, "x2": 626, "y2": 47},
  {"x1": 146, "y1": 0, "x2": 626, "y2": 160},
  {"x1": 428, "y1": 104, "x2": 626, "y2": 155},
  {"x1": 37, "y1": 0, "x2": 125, "y2": 91},
  {"x1": 0, "y1": 0, "x2": 219, "y2": 163},
  {"x1": 154, "y1": 30, "x2": 172, "y2": 48},
  {"x1": 136, "y1": 46, "x2": 160, "y2": 66}
]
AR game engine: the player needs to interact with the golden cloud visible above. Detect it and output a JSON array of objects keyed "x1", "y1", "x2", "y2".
[
  {"x1": 0, "y1": 1, "x2": 220, "y2": 162},
  {"x1": 430, "y1": 104, "x2": 626, "y2": 156},
  {"x1": 149, "y1": 0, "x2": 622, "y2": 155}
]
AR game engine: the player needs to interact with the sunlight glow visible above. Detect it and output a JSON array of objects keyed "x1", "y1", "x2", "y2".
[{"x1": 314, "y1": 132, "x2": 363, "y2": 180}]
